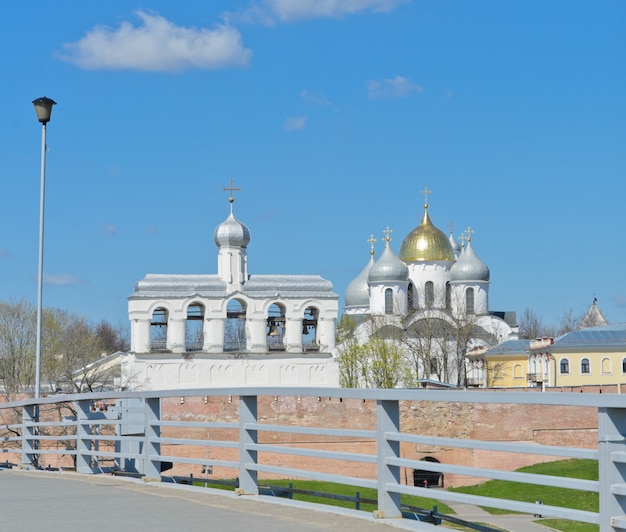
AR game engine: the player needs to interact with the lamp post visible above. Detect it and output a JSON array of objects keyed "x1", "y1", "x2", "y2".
[{"x1": 32, "y1": 96, "x2": 56, "y2": 399}]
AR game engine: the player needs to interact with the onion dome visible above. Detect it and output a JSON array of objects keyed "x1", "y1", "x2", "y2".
[
  {"x1": 449, "y1": 238, "x2": 490, "y2": 282},
  {"x1": 345, "y1": 254, "x2": 375, "y2": 308},
  {"x1": 213, "y1": 199, "x2": 250, "y2": 248},
  {"x1": 399, "y1": 205, "x2": 455, "y2": 262},
  {"x1": 449, "y1": 227, "x2": 461, "y2": 258},
  {"x1": 368, "y1": 229, "x2": 409, "y2": 283}
]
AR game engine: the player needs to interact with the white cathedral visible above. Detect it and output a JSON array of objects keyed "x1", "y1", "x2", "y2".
[
  {"x1": 119, "y1": 183, "x2": 516, "y2": 390},
  {"x1": 343, "y1": 187, "x2": 518, "y2": 385},
  {"x1": 121, "y1": 184, "x2": 339, "y2": 390}
]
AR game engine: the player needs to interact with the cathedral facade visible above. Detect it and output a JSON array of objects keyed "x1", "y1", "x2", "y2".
[
  {"x1": 343, "y1": 189, "x2": 518, "y2": 386},
  {"x1": 123, "y1": 186, "x2": 339, "y2": 390}
]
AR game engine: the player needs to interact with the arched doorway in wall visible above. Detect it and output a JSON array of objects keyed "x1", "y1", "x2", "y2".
[
  {"x1": 413, "y1": 457, "x2": 443, "y2": 487},
  {"x1": 185, "y1": 302, "x2": 205, "y2": 352},
  {"x1": 225, "y1": 299, "x2": 247, "y2": 352},
  {"x1": 302, "y1": 306, "x2": 319, "y2": 351},
  {"x1": 267, "y1": 303, "x2": 286, "y2": 351},
  {"x1": 150, "y1": 307, "x2": 169, "y2": 352}
]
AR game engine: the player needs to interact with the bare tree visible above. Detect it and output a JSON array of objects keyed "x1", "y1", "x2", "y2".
[
  {"x1": 0, "y1": 299, "x2": 36, "y2": 396},
  {"x1": 95, "y1": 320, "x2": 129, "y2": 353},
  {"x1": 519, "y1": 308, "x2": 548, "y2": 339}
]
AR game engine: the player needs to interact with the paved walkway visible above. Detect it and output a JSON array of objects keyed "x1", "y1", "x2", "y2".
[
  {"x1": 445, "y1": 502, "x2": 557, "y2": 532},
  {"x1": 0, "y1": 470, "x2": 554, "y2": 532}
]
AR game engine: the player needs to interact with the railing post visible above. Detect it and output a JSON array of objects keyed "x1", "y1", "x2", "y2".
[
  {"x1": 238, "y1": 395, "x2": 258, "y2": 495},
  {"x1": 20, "y1": 404, "x2": 38, "y2": 468},
  {"x1": 143, "y1": 397, "x2": 161, "y2": 481},
  {"x1": 598, "y1": 406, "x2": 626, "y2": 529},
  {"x1": 76, "y1": 399, "x2": 93, "y2": 473},
  {"x1": 375, "y1": 399, "x2": 402, "y2": 519}
]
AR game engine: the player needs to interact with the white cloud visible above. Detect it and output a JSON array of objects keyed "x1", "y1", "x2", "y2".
[
  {"x1": 44, "y1": 274, "x2": 86, "y2": 286},
  {"x1": 300, "y1": 89, "x2": 335, "y2": 109},
  {"x1": 103, "y1": 224, "x2": 118, "y2": 236},
  {"x1": 367, "y1": 75, "x2": 423, "y2": 99},
  {"x1": 232, "y1": 0, "x2": 408, "y2": 24},
  {"x1": 284, "y1": 116, "x2": 307, "y2": 131},
  {"x1": 59, "y1": 11, "x2": 252, "y2": 72}
]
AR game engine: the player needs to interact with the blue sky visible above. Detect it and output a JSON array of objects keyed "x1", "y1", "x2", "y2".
[{"x1": 0, "y1": 1, "x2": 624, "y2": 331}]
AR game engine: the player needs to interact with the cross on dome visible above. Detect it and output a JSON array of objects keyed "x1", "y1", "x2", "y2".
[
  {"x1": 465, "y1": 226, "x2": 474, "y2": 242},
  {"x1": 368, "y1": 234, "x2": 377, "y2": 255},
  {"x1": 420, "y1": 185, "x2": 432, "y2": 209},
  {"x1": 223, "y1": 179, "x2": 241, "y2": 205},
  {"x1": 383, "y1": 226, "x2": 393, "y2": 243}
]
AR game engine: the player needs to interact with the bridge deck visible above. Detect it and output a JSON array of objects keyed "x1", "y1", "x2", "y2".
[{"x1": 0, "y1": 470, "x2": 423, "y2": 532}]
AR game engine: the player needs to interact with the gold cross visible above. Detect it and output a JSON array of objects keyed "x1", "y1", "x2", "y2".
[
  {"x1": 420, "y1": 185, "x2": 432, "y2": 208},
  {"x1": 383, "y1": 226, "x2": 392, "y2": 243},
  {"x1": 465, "y1": 226, "x2": 474, "y2": 242},
  {"x1": 223, "y1": 179, "x2": 241, "y2": 204},
  {"x1": 368, "y1": 234, "x2": 377, "y2": 255},
  {"x1": 448, "y1": 221, "x2": 455, "y2": 236}
]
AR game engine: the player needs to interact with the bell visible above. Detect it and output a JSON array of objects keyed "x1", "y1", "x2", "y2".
[
  {"x1": 302, "y1": 325, "x2": 309, "y2": 335},
  {"x1": 268, "y1": 323, "x2": 280, "y2": 336}
]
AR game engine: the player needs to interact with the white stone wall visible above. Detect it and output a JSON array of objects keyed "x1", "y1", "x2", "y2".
[{"x1": 122, "y1": 353, "x2": 339, "y2": 390}]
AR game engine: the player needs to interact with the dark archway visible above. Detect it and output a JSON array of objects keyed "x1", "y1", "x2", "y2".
[{"x1": 413, "y1": 457, "x2": 443, "y2": 487}]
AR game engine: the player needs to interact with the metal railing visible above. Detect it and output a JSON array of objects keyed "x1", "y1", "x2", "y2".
[{"x1": 2, "y1": 387, "x2": 625, "y2": 529}]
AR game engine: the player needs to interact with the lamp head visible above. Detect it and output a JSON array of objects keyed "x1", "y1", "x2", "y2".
[{"x1": 32, "y1": 97, "x2": 57, "y2": 124}]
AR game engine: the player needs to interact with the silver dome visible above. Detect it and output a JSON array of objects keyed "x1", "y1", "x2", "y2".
[
  {"x1": 449, "y1": 241, "x2": 490, "y2": 282},
  {"x1": 368, "y1": 241, "x2": 409, "y2": 284},
  {"x1": 213, "y1": 211, "x2": 251, "y2": 248},
  {"x1": 345, "y1": 255, "x2": 375, "y2": 308}
]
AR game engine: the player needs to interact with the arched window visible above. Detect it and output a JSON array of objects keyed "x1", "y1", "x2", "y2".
[
  {"x1": 622, "y1": 358, "x2": 626, "y2": 374},
  {"x1": 407, "y1": 283, "x2": 414, "y2": 311},
  {"x1": 150, "y1": 307, "x2": 168, "y2": 352},
  {"x1": 225, "y1": 299, "x2": 247, "y2": 352},
  {"x1": 602, "y1": 357, "x2": 611, "y2": 374},
  {"x1": 465, "y1": 288, "x2": 475, "y2": 314},
  {"x1": 385, "y1": 288, "x2": 394, "y2": 314},
  {"x1": 185, "y1": 302, "x2": 204, "y2": 352},
  {"x1": 303, "y1": 306, "x2": 319, "y2": 351},
  {"x1": 445, "y1": 282, "x2": 451, "y2": 310},
  {"x1": 581, "y1": 358, "x2": 590, "y2": 374},
  {"x1": 267, "y1": 303, "x2": 285, "y2": 351},
  {"x1": 425, "y1": 282, "x2": 434, "y2": 308},
  {"x1": 513, "y1": 364, "x2": 523, "y2": 379},
  {"x1": 560, "y1": 358, "x2": 570, "y2": 374}
]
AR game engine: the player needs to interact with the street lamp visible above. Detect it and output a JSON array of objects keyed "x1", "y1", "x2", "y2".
[{"x1": 32, "y1": 96, "x2": 56, "y2": 399}]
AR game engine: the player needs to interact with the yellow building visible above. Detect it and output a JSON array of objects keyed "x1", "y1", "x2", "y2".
[
  {"x1": 466, "y1": 323, "x2": 626, "y2": 390},
  {"x1": 466, "y1": 339, "x2": 533, "y2": 388},
  {"x1": 544, "y1": 323, "x2": 626, "y2": 388}
]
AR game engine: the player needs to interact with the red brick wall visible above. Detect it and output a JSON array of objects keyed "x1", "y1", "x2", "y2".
[{"x1": 163, "y1": 394, "x2": 597, "y2": 487}]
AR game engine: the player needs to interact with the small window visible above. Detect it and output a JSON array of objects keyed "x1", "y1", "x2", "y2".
[
  {"x1": 622, "y1": 358, "x2": 626, "y2": 374},
  {"x1": 445, "y1": 282, "x2": 451, "y2": 310},
  {"x1": 513, "y1": 364, "x2": 523, "y2": 379},
  {"x1": 407, "y1": 283, "x2": 414, "y2": 310},
  {"x1": 385, "y1": 288, "x2": 393, "y2": 315},
  {"x1": 581, "y1": 358, "x2": 590, "y2": 374},
  {"x1": 425, "y1": 282, "x2": 434, "y2": 308},
  {"x1": 466, "y1": 288, "x2": 475, "y2": 314},
  {"x1": 560, "y1": 359, "x2": 569, "y2": 374}
]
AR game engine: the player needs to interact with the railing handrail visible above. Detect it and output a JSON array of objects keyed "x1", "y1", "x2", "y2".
[
  {"x1": 3, "y1": 386, "x2": 625, "y2": 528},
  {"x1": 6, "y1": 386, "x2": 626, "y2": 409}
]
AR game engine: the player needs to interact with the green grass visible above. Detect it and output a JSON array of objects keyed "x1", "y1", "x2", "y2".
[
  {"x1": 194, "y1": 477, "x2": 452, "y2": 514},
  {"x1": 191, "y1": 459, "x2": 600, "y2": 532},
  {"x1": 449, "y1": 459, "x2": 599, "y2": 532}
]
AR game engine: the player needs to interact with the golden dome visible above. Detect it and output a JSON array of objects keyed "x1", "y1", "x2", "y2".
[{"x1": 399, "y1": 207, "x2": 455, "y2": 262}]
